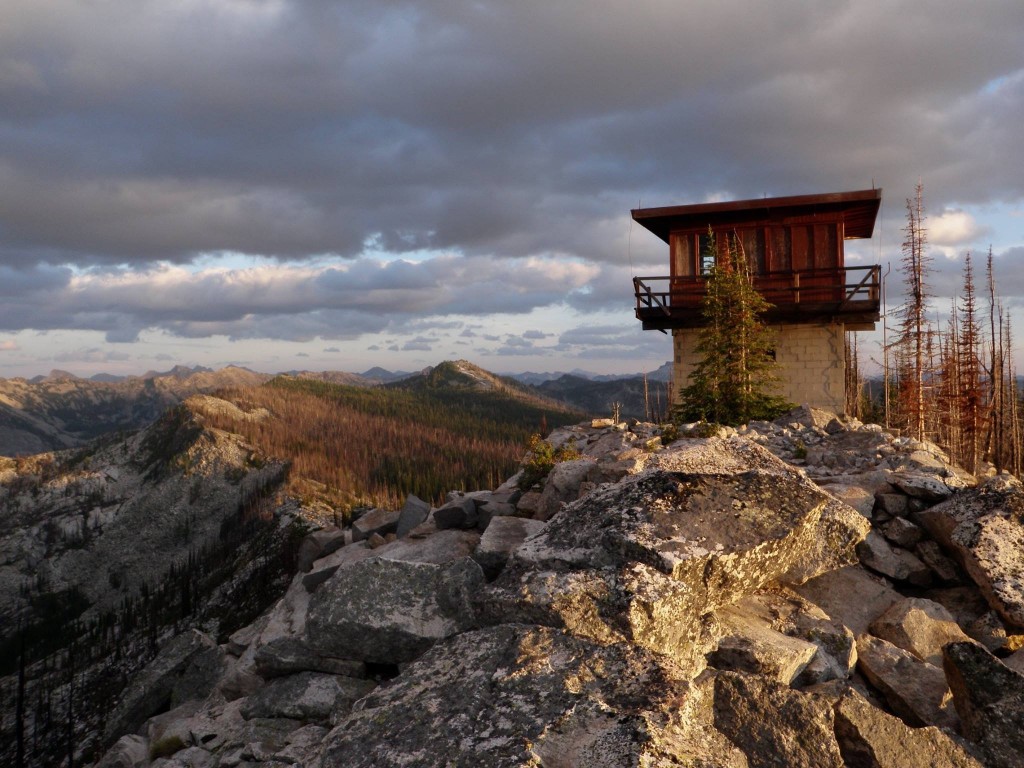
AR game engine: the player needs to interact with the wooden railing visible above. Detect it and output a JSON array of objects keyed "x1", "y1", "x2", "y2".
[{"x1": 633, "y1": 265, "x2": 881, "y2": 329}]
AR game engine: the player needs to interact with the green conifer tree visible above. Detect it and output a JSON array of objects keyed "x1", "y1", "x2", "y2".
[{"x1": 674, "y1": 230, "x2": 792, "y2": 425}]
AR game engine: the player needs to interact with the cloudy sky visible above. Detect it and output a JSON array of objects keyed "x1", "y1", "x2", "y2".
[{"x1": 2, "y1": 0, "x2": 1023, "y2": 379}]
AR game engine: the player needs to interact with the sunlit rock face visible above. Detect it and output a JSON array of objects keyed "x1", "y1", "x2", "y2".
[
  {"x1": 305, "y1": 555, "x2": 485, "y2": 664},
  {"x1": 477, "y1": 437, "x2": 860, "y2": 676},
  {"x1": 319, "y1": 623, "x2": 746, "y2": 768}
]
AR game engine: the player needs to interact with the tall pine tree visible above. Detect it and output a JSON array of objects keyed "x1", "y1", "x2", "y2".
[
  {"x1": 674, "y1": 230, "x2": 791, "y2": 425},
  {"x1": 958, "y1": 251, "x2": 983, "y2": 472}
]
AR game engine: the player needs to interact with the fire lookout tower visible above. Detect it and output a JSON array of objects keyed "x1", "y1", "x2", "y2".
[{"x1": 632, "y1": 189, "x2": 882, "y2": 414}]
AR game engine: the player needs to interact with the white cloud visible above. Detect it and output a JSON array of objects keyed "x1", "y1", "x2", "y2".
[
  {"x1": 929, "y1": 209, "x2": 984, "y2": 249},
  {"x1": 0, "y1": 254, "x2": 597, "y2": 342}
]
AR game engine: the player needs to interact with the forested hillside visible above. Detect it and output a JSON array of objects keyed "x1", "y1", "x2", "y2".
[
  {"x1": 206, "y1": 362, "x2": 584, "y2": 511},
  {"x1": 533, "y1": 373, "x2": 674, "y2": 422}
]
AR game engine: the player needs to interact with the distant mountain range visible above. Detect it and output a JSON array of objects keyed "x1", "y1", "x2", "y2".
[
  {"x1": 509, "y1": 360, "x2": 673, "y2": 386},
  {"x1": 17, "y1": 360, "x2": 671, "y2": 387},
  {"x1": 0, "y1": 360, "x2": 672, "y2": 456},
  {"x1": 0, "y1": 365, "x2": 270, "y2": 456}
]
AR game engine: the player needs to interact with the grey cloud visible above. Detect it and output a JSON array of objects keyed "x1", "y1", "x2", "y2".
[
  {"x1": 2, "y1": 1, "x2": 1022, "y2": 273},
  {"x1": 53, "y1": 347, "x2": 131, "y2": 364},
  {"x1": 490, "y1": 345, "x2": 551, "y2": 358},
  {"x1": 402, "y1": 339, "x2": 432, "y2": 351},
  {"x1": 558, "y1": 325, "x2": 645, "y2": 348},
  {"x1": 566, "y1": 264, "x2": 641, "y2": 314},
  {"x1": 0, "y1": 265, "x2": 73, "y2": 296},
  {"x1": 161, "y1": 309, "x2": 390, "y2": 343},
  {"x1": 886, "y1": 245, "x2": 1024, "y2": 313},
  {"x1": 503, "y1": 336, "x2": 533, "y2": 348},
  {"x1": 105, "y1": 327, "x2": 142, "y2": 344}
]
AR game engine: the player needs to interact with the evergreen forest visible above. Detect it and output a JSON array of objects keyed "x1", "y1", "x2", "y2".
[{"x1": 205, "y1": 366, "x2": 583, "y2": 513}]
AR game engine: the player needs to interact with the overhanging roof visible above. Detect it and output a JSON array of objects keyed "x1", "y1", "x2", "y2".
[{"x1": 631, "y1": 188, "x2": 882, "y2": 243}]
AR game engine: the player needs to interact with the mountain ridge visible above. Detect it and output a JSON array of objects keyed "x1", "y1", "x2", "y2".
[
  {"x1": 0, "y1": 360, "x2": 620, "y2": 458},
  {"x1": 0, "y1": 366, "x2": 271, "y2": 456}
]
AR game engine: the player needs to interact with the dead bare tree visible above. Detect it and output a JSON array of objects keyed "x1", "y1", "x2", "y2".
[
  {"x1": 985, "y1": 249, "x2": 1005, "y2": 470},
  {"x1": 895, "y1": 182, "x2": 932, "y2": 440}
]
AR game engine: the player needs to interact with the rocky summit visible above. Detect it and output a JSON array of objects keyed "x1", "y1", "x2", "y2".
[{"x1": 76, "y1": 408, "x2": 1024, "y2": 766}]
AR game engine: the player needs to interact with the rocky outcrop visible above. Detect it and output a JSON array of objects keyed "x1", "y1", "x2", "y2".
[
  {"x1": 477, "y1": 437, "x2": 854, "y2": 677},
  {"x1": 0, "y1": 391, "x2": 339, "y2": 767},
  {"x1": 917, "y1": 476, "x2": 1024, "y2": 627},
  {"x1": 0, "y1": 398, "x2": 292, "y2": 628},
  {"x1": 88, "y1": 410, "x2": 1024, "y2": 768}
]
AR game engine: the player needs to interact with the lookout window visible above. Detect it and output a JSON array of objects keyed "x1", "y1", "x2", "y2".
[{"x1": 698, "y1": 232, "x2": 715, "y2": 275}]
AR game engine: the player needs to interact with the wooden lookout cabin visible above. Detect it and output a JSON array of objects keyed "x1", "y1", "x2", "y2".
[{"x1": 632, "y1": 189, "x2": 882, "y2": 414}]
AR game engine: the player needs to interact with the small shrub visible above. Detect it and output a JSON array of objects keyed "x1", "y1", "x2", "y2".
[
  {"x1": 793, "y1": 439, "x2": 808, "y2": 460},
  {"x1": 150, "y1": 735, "x2": 186, "y2": 759},
  {"x1": 518, "y1": 434, "x2": 580, "y2": 490},
  {"x1": 689, "y1": 421, "x2": 723, "y2": 438}
]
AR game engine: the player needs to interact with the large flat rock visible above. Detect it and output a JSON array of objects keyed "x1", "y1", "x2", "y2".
[
  {"x1": 868, "y1": 597, "x2": 973, "y2": 666},
  {"x1": 856, "y1": 634, "x2": 958, "y2": 730},
  {"x1": 793, "y1": 565, "x2": 902, "y2": 636},
  {"x1": 709, "y1": 603, "x2": 819, "y2": 685},
  {"x1": 305, "y1": 556, "x2": 484, "y2": 663},
  {"x1": 514, "y1": 440, "x2": 838, "y2": 582},
  {"x1": 239, "y1": 672, "x2": 375, "y2": 723},
  {"x1": 318, "y1": 624, "x2": 746, "y2": 768},
  {"x1": 712, "y1": 672, "x2": 845, "y2": 768}
]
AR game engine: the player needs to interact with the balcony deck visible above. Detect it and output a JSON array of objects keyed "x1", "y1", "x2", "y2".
[{"x1": 633, "y1": 265, "x2": 881, "y2": 331}]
